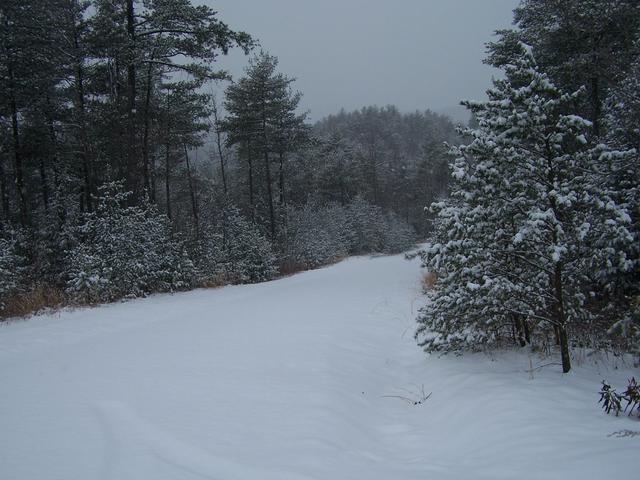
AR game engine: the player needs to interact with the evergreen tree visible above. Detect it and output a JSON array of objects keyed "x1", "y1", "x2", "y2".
[
  {"x1": 0, "y1": 0, "x2": 66, "y2": 226},
  {"x1": 223, "y1": 52, "x2": 308, "y2": 238},
  {"x1": 506, "y1": 0, "x2": 640, "y2": 137},
  {"x1": 67, "y1": 182, "x2": 194, "y2": 302},
  {"x1": 217, "y1": 206, "x2": 277, "y2": 283},
  {"x1": 602, "y1": 57, "x2": 640, "y2": 353},
  {"x1": 0, "y1": 230, "x2": 25, "y2": 310},
  {"x1": 416, "y1": 43, "x2": 635, "y2": 372}
]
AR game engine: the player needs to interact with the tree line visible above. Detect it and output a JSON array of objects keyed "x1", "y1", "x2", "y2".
[{"x1": 0, "y1": 0, "x2": 455, "y2": 315}]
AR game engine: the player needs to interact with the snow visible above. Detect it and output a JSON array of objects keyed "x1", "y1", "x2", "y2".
[{"x1": 0, "y1": 253, "x2": 637, "y2": 479}]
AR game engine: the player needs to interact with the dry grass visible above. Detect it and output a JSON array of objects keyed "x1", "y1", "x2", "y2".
[
  {"x1": 1, "y1": 285, "x2": 67, "y2": 320},
  {"x1": 277, "y1": 255, "x2": 348, "y2": 279},
  {"x1": 278, "y1": 260, "x2": 309, "y2": 277},
  {"x1": 198, "y1": 274, "x2": 229, "y2": 289},
  {"x1": 422, "y1": 271, "x2": 438, "y2": 291}
]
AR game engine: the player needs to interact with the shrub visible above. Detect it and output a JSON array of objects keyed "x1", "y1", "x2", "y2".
[
  {"x1": 380, "y1": 211, "x2": 417, "y2": 254},
  {"x1": 215, "y1": 207, "x2": 277, "y2": 284},
  {"x1": 1, "y1": 285, "x2": 66, "y2": 319},
  {"x1": 347, "y1": 197, "x2": 416, "y2": 254},
  {"x1": 282, "y1": 203, "x2": 351, "y2": 269},
  {"x1": 0, "y1": 232, "x2": 26, "y2": 312},
  {"x1": 346, "y1": 196, "x2": 386, "y2": 253},
  {"x1": 599, "y1": 378, "x2": 640, "y2": 418},
  {"x1": 66, "y1": 183, "x2": 195, "y2": 303},
  {"x1": 281, "y1": 198, "x2": 416, "y2": 270}
]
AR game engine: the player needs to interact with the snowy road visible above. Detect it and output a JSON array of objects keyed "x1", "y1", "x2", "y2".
[{"x1": 0, "y1": 253, "x2": 636, "y2": 479}]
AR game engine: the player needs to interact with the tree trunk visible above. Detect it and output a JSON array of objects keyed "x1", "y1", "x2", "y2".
[
  {"x1": 247, "y1": 139, "x2": 253, "y2": 207},
  {"x1": 184, "y1": 144, "x2": 199, "y2": 238},
  {"x1": 9, "y1": 70, "x2": 27, "y2": 226},
  {"x1": 0, "y1": 156, "x2": 8, "y2": 220},
  {"x1": 369, "y1": 148, "x2": 379, "y2": 205},
  {"x1": 150, "y1": 154, "x2": 156, "y2": 202},
  {"x1": 546, "y1": 144, "x2": 570, "y2": 373},
  {"x1": 125, "y1": 0, "x2": 137, "y2": 200},
  {"x1": 211, "y1": 100, "x2": 227, "y2": 195},
  {"x1": 141, "y1": 63, "x2": 154, "y2": 199},
  {"x1": 278, "y1": 151, "x2": 285, "y2": 205},
  {"x1": 558, "y1": 324, "x2": 571, "y2": 374},
  {"x1": 165, "y1": 142, "x2": 171, "y2": 219},
  {"x1": 77, "y1": 65, "x2": 93, "y2": 212},
  {"x1": 553, "y1": 262, "x2": 571, "y2": 373},
  {"x1": 42, "y1": 98, "x2": 60, "y2": 213},
  {"x1": 264, "y1": 149, "x2": 275, "y2": 237},
  {"x1": 523, "y1": 318, "x2": 531, "y2": 344},
  {"x1": 513, "y1": 314, "x2": 527, "y2": 347},
  {"x1": 38, "y1": 158, "x2": 49, "y2": 212},
  {"x1": 70, "y1": 2, "x2": 92, "y2": 211},
  {"x1": 262, "y1": 114, "x2": 275, "y2": 237},
  {"x1": 591, "y1": 76, "x2": 601, "y2": 139}
]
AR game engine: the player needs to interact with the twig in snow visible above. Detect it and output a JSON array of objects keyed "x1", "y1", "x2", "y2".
[{"x1": 382, "y1": 384, "x2": 432, "y2": 405}]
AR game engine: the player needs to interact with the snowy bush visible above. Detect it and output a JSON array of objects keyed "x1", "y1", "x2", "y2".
[
  {"x1": 189, "y1": 226, "x2": 225, "y2": 287},
  {"x1": 66, "y1": 183, "x2": 195, "y2": 303},
  {"x1": 347, "y1": 197, "x2": 416, "y2": 254},
  {"x1": 380, "y1": 211, "x2": 417, "y2": 254},
  {"x1": 346, "y1": 196, "x2": 386, "y2": 253},
  {"x1": 281, "y1": 199, "x2": 415, "y2": 270},
  {"x1": 215, "y1": 207, "x2": 277, "y2": 284},
  {"x1": 282, "y1": 203, "x2": 352, "y2": 269},
  {"x1": 0, "y1": 232, "x2": 25, "y2": 311},
  {"x1": 608, "y1": 297, "x2": 640, "y2": 359},
  {"x1": 602, "y1": 60, "x2": 640, "y2": 356},
  {"x1": 317, "y1": 203, "x2": 355, "y2": 257}
]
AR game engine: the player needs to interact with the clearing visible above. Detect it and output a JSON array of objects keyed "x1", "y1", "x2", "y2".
[{"x1": 0, "y1": 252, "x2": 636, "y2": 479}]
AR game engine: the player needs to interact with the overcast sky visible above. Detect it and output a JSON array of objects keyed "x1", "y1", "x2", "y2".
[{"x1": 202, "y1": 0, "x2": 519, "y2": 122}]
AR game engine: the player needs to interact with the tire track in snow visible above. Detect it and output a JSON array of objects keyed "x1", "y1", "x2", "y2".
[{"x1": 95, "y1": 400, "x2": 316, "y2": 480}]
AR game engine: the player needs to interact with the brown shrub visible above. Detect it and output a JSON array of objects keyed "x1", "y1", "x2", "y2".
[
  {"x1": 1, "y1": 285, "x2": 67, "y2": 320},
  {"x1": 277, "y1": 255, "x2": 347, "y2": 279},
  {"x1": 422, "y1": 271, "x2": 438, "y2": 291},
  {"x1": 278, "y1": 260, "x2": 308, "y2": 277},
  {"x1": 198, "y1": 274, "x2": 229, "y2": 289}
]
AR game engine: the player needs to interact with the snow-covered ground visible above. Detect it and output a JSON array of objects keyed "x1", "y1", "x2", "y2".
[{"x1": 0, "y1": 252, "x2": 637, "y2": 479}]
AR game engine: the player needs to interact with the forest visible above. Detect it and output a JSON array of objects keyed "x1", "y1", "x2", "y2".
[
  {"x1": 0, "y1": 0, "x2": 455, "y2": 314},
  {"x1": 1, "y1": 0, "x2": 639, "y2": 373}
]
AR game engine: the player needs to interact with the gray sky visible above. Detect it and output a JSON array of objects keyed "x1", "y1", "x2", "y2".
[{"x1": 203, "y1": 0, "x2": 519, "y2": 122}]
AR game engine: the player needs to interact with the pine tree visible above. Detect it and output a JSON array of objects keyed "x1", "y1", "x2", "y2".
[
  {"x1": 222, "y1": 52, "x2": 308, "y2": 238},
  {"x1": 66, "y1": 182, "x2": 194, "y2": 302},
  {"x1": 0, "y1": 230, "x2": 25, "y2": 309},
  {"x1": 602, "y1": 57, "x2": 640, "y2": 354},
  {"x1": 218, "y1": 206, "x2": 277, "y2": 283},
  {"x1": 416, "y1": 43, "x2": 635, "y2": 372},
  {"x1": 508, "y1": 0, "x2": 640, "y2": 137}
]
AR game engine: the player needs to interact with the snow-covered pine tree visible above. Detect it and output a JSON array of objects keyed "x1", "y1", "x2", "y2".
[
  {"x1": 416, "y1": 42, "x2": 635, "y2": 372},
  {"x1": 347, "y1": 196, "x2": 386, "y2": 253},
  {"x1": 66, "y1": 182, "x2": 195, "y2": 303},
  {"x1": 222, "y1": 52, "x2": 308, "y2": 238},
  {"x1": 218, "y1": 206, "x2": 277, "y2": 284},
  {"x1": 281, "y1": 202, "x2": 353, "y2": 270},
  {"x1": 380, "y1": 211, "x2": 417, "y2": 254},
  {"x1": 345, "y1": 196, "x2": 416, "y2": 255},
  {"x1": 283, "y1": 203, "x2": 340, "y2": 269},
  {"x1": 602, "y1": 58, "x2": 640, "y2": 355},
  {"x1": 0, "y1": 231, "x2": 25, "y2": 310}
]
